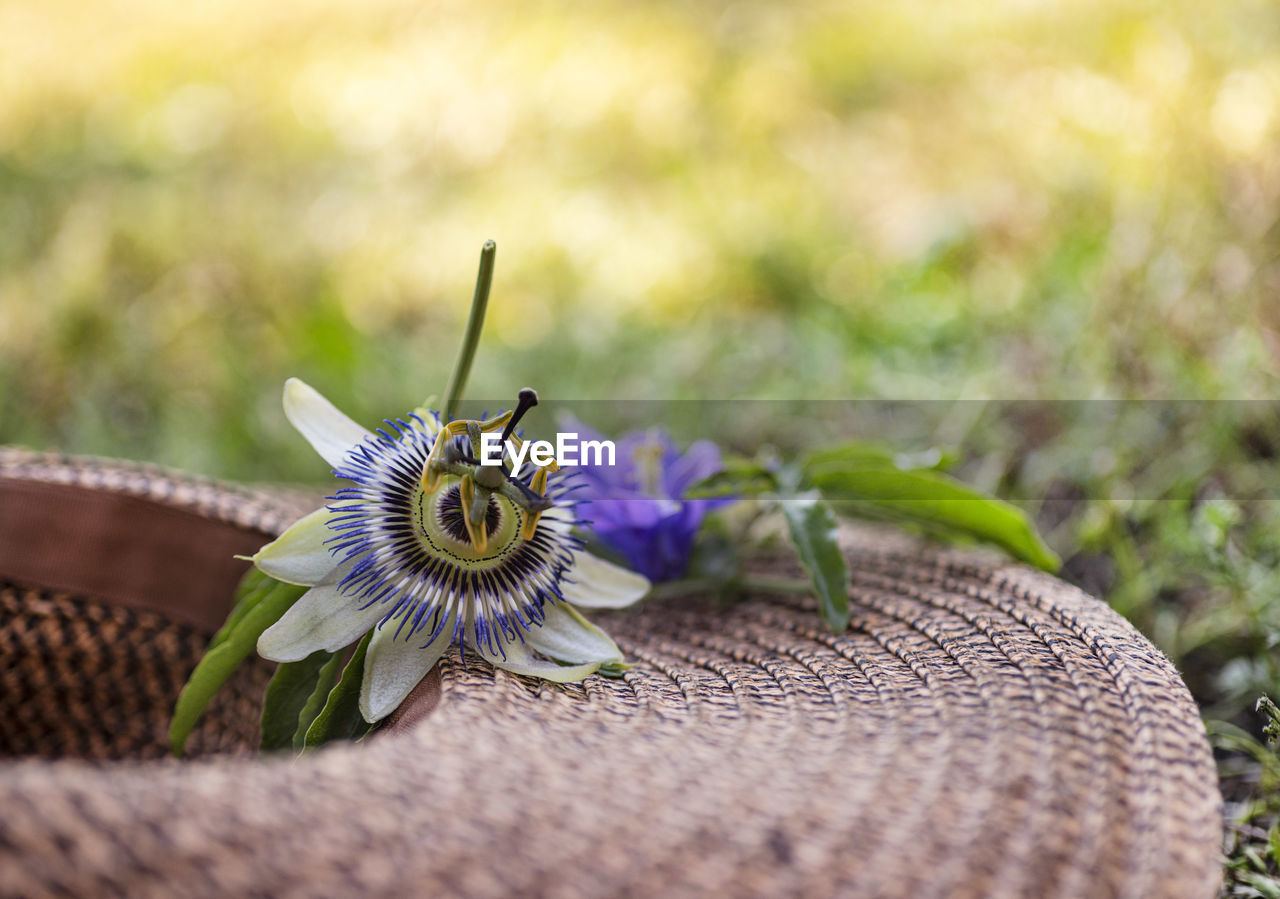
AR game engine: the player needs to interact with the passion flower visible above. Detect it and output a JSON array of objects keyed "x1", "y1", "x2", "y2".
[{"x1": 254, "y1": 379, "x2": 650, "y2": 723}]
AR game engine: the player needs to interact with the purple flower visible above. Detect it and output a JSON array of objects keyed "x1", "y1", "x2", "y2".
[{"x1": 563, "y1": 417, "x2": 730, "y2": 582}]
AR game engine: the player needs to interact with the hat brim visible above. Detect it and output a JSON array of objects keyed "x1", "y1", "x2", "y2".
[{"x1": 0, "y1": 450, "x2": 1222, "y2": 898}]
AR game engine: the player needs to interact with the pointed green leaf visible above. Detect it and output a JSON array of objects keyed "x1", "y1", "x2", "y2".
[
  {"x1": 802, "y1": 442, "x2": 897, "y2": 475},
  {"x1": 803, "y1": 442, "x2": 954, "y2": 479},
  {"x1": 169, "y1": 575, "x2": 306, "y2": 758},
  {"x1": 597, "y1": 660, "x2": 636, "y2": 678},
  {"x1": 295, "y1": 651, "x2": 345, "y2": 750},
  {"x1": 811, "y1": 467, "x2": 1060, "y2": 571},
  {"x1": 207, "y1": 567, "x2": 275, "y2": 652},
  {"x1": 303, "y1": 631, "x2": 375, "y2": 749},
  {"x1": 686, "y1": 461, "x2": 779, "y2": 498},
  {"x1": 781, "y1": 494, "x2": 850, "y2": 633},
  {"x1": 259, "y1": 649, "x2": 335, "y2": 752}
]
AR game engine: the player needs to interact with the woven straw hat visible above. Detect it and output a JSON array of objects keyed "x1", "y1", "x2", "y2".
[{"x1": 0, "y1": 448, "x2": 1222, "y2": 898}]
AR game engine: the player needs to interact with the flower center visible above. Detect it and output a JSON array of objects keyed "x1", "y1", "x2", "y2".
[
  {"x1": 437, "y1": 483, "x2": 502, "y2": 544},
  {"x1": 413, "y1": 478, "x2": 524, "y2": 564}
]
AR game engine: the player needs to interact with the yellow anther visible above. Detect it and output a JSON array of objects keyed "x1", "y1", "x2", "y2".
[
  {"x1": 519, "y1": 465, "x2": 552, "y2": 541},
  {"x1": 421, "y1": 420, "x2": 470, "y2": 493},
  {"x1": 458, "y1": 477, "x2": 489, "y2": 552},
  {"x1": 520, "y1": 510, "x2": 541, "y2": 541}
]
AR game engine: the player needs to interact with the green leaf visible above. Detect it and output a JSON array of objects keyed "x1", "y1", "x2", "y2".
[
  {"x1": 1241, "y1": 872, "x2": 1280, "y2": 899},
  {"x1": 811, "y1": 467, "x2": 1060, "y2": 572},
  {"x1": 303, "y1": 631, "x2": 374, "y2": 749},
  {"x1": 802, "y1": 442, "x2": 898, "y2": 474},
  {"x1": 781, "y1": 493, "x2": 850, "y2": 633},
  {"x1": 169, "y1": 575, "x2": 306, "y2": 757},
  {"x1": 206, "y1": 567, "x2": 275, "y2": 652},
  {"x1": 802, "y1": 442, "x2": 954, "y2": 479},
  {"x1": 685, "y1": 460, "x2": 779, "y2": 498},
  {"x1": 597, "y1": 660, "x2": 637, "y2": 678},
  {"x1": 295, "y1": 651, "x2": 346, "y2": 750},
  {"x1": 259, "y1": 649, "x2": 336, "y2": 753}
]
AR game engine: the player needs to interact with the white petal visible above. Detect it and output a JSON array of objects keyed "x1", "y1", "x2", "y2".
[
  {"x1": 283, "y1": 377, "x2": 373, "y2": 470},
  {"x1": 537, "y1": 504, "x2": 576, "y2": 535},
  {"x1": 257, "y1": 572, "x2": 389, "y2": 662},
  {"x1": 525, "y1": 603, "x2": 622, "y2": 665},
  {"x1": 253, "y1": 507, "x2": 338, "y2": 586},
  {"x1": 474, "y1": 631, "x2": 602, "y2": 683},
  {"x1": 559, "y1": 551, "x2": 651, "y2": 609},
  {"x1": 359, "y1": 609, "x2": 455, "y2": 722}
]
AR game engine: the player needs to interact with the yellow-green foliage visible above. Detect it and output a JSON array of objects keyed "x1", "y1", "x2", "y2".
[{"x1": 2, "y1": 0, "x2": 1278, "y2": 477}]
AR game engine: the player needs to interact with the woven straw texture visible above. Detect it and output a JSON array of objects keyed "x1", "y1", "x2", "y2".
[{"x1": 0, "y1": 449, "x2": 1222, "y2": 898}]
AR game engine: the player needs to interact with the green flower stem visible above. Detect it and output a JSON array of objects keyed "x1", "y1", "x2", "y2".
[
  {"x1": 741, "y1": 574, "x2": 817, "y2": 594},
  {"x1": 442, "y1": 240, "x2": 497, "y2": 419}
]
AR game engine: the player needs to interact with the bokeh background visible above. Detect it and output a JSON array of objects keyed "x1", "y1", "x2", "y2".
[{"x1": 2, "y1": 0, "x2": 1279, "y2": 889}]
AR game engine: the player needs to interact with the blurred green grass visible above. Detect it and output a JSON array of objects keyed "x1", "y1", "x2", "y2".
[{"x1": 2, "y1": 0, "x2": 1279, "y2": 889}]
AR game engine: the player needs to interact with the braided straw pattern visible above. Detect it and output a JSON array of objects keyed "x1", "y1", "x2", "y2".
[
  {"x1": 0, "y1": 585, "x2": 271, "y2": 760},
  {"x1": 0, "y1": 451, "x2": 1221, "y2": 898}
]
